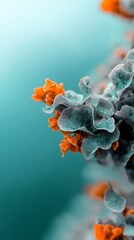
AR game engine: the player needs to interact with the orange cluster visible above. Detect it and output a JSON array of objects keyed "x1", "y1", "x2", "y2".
[
  {"x1": 48, "y1": 110, "x2": 60, "y2": 131},
  {"x1": 94, "y1": 223, "x2": 124, "y2": 240},
  {"x1": 85, "y1": 182, "x2": 108, "y2": 200},
  {"x1": 112, "y1": 141, "x2": 119, "y2": 151},
  {"x1": 114, "y1": 48, "x2": 127, "y2": 60},
  {"x1": 32, "y1": 79, "x2": 65, "y2": 106},
  {"x1": 48, "y1": 110, "x2": 88, "y2": 156},
  {"x1": 95, "y1": 141, "x2": 119, "y2": 158},
  {"x1": 59, "y1": 131, "x2": 88, "y2": 157},
  {"x1": 100, "y1": 0, "x2": 134, "y2": 19},
  {"x1": 32, "y1": 79, "x2": 89, "y2": 156},
  {"x1": 123, "y1": 206, "x2": 134, "y2": 216}
]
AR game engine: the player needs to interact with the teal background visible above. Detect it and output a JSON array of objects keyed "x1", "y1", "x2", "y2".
[{"x1": 0, "y1": 0, "x2": 128, "y2": 239}]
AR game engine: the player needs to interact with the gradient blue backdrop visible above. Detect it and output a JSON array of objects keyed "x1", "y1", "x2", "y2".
[{"x1": 1, "y1": 0, "x2": 128, "y2": 239}]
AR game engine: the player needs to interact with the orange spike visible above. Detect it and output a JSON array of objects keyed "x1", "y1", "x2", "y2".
[
  {"x1": 48, "y1": 110, "x2": 60, "y2": 131},
  {"x1": 43, "y1": 79, "x2": 65, "y2": 106},
  {"x1": 59, "y1": 131, "x2": 88, "y2": 157},
  {"x1": 32, "y1": 79, "x2": 65, "y2": 106},
  {"x1": 94, "y1": 224, "x2": 106, "y2": 240},
  {"x1": 94, "y1": 223, "x2": 124, "y2": 240},
  {"x1": 101, "y1": 0, "x2": 118, "y2": 12},
  {"x1": 85, "y1": 182, "x2": 108, "y2": 200},
  {"x1": 127, "y1": 209, "x2": 134, "y2": 215},
  {"x1": 98, "y1": 81, "x2": 107, "y2": 94},
  {"x1": 59, "y1": 137, "x2": 79, "y2": 157},
  {"x1": 114, "y1": 48, "x2": 127, "y2": 59},
  {"x1": 100, "y1": 0, "x2": 134, "y2": 19},
  {"x1": 32, "y1": 87, "x2": 46, "y2": 102},
  {"x1": 123, "y1": 206, "x2": 134, "y2": 216},
  {"x1": 111, "y1": 227, "x2": 124, "y2": 240},
  {"x1": 112, "y1": 141, "x2": 119, "y2": 151}
]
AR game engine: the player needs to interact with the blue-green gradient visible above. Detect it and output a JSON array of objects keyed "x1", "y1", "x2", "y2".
[{"x1": 0, "y1": 0, "x2": 129, "y2": 239}]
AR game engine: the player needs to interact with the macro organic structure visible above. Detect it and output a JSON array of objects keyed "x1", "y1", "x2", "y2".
[
  {"x1": 32, "y1": 0, "x2": 134, "y2": 237},
  {"x1": 32, "y1": 50, "x2": 134, "y2": 167},
  {"x1": 33, "y1": 49, "x2": 134, "y2": 239}
]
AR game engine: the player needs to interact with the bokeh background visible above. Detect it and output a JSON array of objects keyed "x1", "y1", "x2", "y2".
[{"x1": 0, "y1": 0, "x2": 129, "y2": 239}]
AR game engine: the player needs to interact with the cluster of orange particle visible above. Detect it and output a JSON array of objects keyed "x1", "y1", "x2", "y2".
[
  {"x1": 123, "y1": 206, "x2": 134, "y2": 216},
  {"x1": 112, "y1": 141, "x2": 119, "y2": 151},
  {"x1": 48, "y1": 110, "x2": 60, "y2": 131},
  {"x1": 114, "y1": 48, "x2": 127, "y2": 59},
  {"x1": 97, "y1": 80, "x2": 107, "y2": 94},
  {"x1": 100, "y1": 0, "x2": 134, "y2": 19},
  {"x1": 94, "y1": 223, "x2": 124, "y2": 240},
  {"x1": 32, "y1": 79, "x2": 65, "y2": 106},
  {"x1": 59, "y1": 131, "x2": 88, "y2": 157},
  {"x1": 85, "y1": 182, "x2": 108, "y2": 200},
  {"x1": 32, "y1": 87, "x2": 46, "y2": 102}
]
